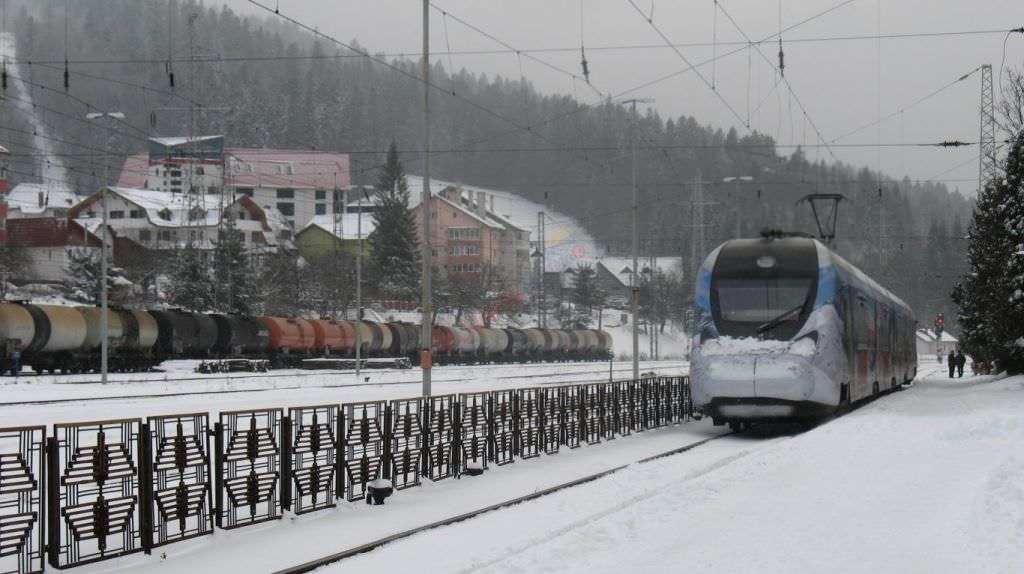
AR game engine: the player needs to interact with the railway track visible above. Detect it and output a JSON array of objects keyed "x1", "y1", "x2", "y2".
[
  {"x1": 0, "y1": 362, "x2": 689, "y2": 407},
  {"x1": 273, "y1": 431, "x2": 737, "y2": 574}
]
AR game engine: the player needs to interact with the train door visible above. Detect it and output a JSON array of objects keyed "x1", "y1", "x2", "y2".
[
  {"x1": 853, "y1": 291, "x2": 874, "y2": 401},
  {"x1": 878, "y1": 305, "x2": 891, "y2": 388},
  {"x1": 840, "y1": 283, "x2": 855, "y2": 403}
]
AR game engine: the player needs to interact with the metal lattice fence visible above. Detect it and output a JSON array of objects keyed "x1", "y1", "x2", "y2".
[
  {"x1": 143, "y1": 413, "x2": 213, "y2": 548},
  {"x1": 215, "y1": 409, "x2": 282, "y2": 529},
  {"x1": 0, "y1": 426, "x2": 44, "y2": 574},
  {"x1": 48, "y1": 419, "x2": 142, "y2": 569},
  {"x1": 7, "y1": 376, "x2": 690, "y2": 574}
]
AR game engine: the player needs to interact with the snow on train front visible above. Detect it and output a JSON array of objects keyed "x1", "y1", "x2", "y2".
[{"x1": 690, "y1": 235, "x2": 848, "y2": 427}]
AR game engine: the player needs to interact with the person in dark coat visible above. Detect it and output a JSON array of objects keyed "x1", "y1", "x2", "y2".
[
  {"x1": 955, "y1": 350, "x2": 966, "y2": 378},
  {"x1": 947, "y1": 350, "x2": 956, "y2": 378}
]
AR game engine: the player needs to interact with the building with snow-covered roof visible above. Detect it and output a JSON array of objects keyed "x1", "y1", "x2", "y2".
[
  {"x1": 411, "y1": 185, "x2": 530, "y2": 293},
  {"x1": 916, "y1": 329, "x2": 959, "y2": 361},
  {"x1": 117, "y1": 137, "x2": 350, "y2": 231},
  {"x1": 294, "y1": 212, "x2": 376, "y2": 262},
  {"x1": 66, "y1": 187, "x2": 293, "y2": 255},
  {"x1": 3, "y1": 183, "x2": 84, "y2": 220},
  {"x1": 3, "y1": 217, "x2": 102, "y2": 284}
]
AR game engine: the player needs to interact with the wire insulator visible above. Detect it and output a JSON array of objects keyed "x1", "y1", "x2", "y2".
[
  {"x1": 778, "y1": 38, "x2": 785, "y2": 77},
  {"x1": 63, "y1": 59, "x2": 69, "y2": 89},
  {"x1": 580, "y1": 47, "x2": 590, "y2": 83},
  {"x1": 1, "y1": 62, "x2": 7, "y2": 91}
]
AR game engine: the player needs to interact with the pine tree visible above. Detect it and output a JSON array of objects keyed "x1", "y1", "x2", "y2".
[
  {"x1": 368, "y1": 141, "x2": 421, "y2": 302},
  {"x1": 63, "y1": 247, "x2": 129, "y2": 305},
  {"x1": 213, "y1": 215, "x2": 255, "y2": 315},
  {"x1": 953, "y1": 131, "x2": 1024, "y2": 373},
  {"x1": 168, "y1": 245, "x2": 215, "y2": 312}
]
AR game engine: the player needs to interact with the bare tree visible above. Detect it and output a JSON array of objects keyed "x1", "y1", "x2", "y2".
[{"x1": 998, "y1": 67, "x2": 1024, "y2": 137}]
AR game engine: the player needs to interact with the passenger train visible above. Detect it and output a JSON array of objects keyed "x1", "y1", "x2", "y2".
[
  {"x1": 0, "y1": 304, "x2": 612, "y2": 375},
  {"x1": 690, "y1": 232, "x2": 917, "y2": 429}
]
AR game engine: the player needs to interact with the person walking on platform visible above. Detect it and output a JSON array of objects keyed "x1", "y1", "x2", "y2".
[
  {"x1": 955, "y1": 350, "x2": 966, "y2": 378},
  {"x1": 947, "y1": 350, "x2": 956, "y2": 378}
]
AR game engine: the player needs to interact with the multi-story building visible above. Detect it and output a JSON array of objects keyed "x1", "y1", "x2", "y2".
[
  {"x1": 67, "y1": 187, "x2": 293, "y2": 257},
  {"x1": 413, "y1": 185, "x2": 530, "y2": 294},
  {"x1": 117, "y1": 137, "x2": 350, "y2": 231}
]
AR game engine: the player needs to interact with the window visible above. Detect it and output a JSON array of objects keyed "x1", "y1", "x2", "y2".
[
  {"x1": 453, "y1": 263, "x2": 482, "y2": 273},
  {"x1": 251, "y1": 231, "x2": 264, "y2": 243},
  {"x1": 448, "y1": 227, "x2": 481, "y2": 241},
  {"x1": 170, "y1": 170, "x2": 182, "y2": 178},
  {"x1": 277, "y1": 202, "x2": 295, "y2": 216},
  {"x1": 448, "y1": 245, "x2": 480, "y2": 256},
  {"x1": 236, "y1": 187, "x2": 255, "y2": 197},
  {"x1": 109, "y1": 210, "x2": 125, "y2": 219},
  {"x1": 315, "y1": 189, "x2": 326, "y2": 200},
  {"x1": 195, "y1": 167, "x2": 205, "y2": 175},
  {"x1": 170, "y1": 180, "x2": 182, "y2": 187},
  {"x1": 277, "y1": 188, "x2": 294, "y2": 199},
  {"x1": 431, "y1": 248, "x2": 439, "y2": 257},
  {"x1": 315, "y1": 204, "x2": 327, "y2": 215},
  {"x1": 158, "y1": 230, "x2": 172, "y2": 241},
  {"x1": 129, "y1": 209, "x2": 144, "y2": 219},
  {"x1": 431, "y1": 211, "x2": 438, "y2": 220},
  {"x1": 138, "y1": 229, "x2": 151, "y2": 242}
]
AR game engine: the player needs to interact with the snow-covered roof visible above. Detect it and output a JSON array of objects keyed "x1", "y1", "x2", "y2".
[
  {"x1": 299, "y1": 213, "x2": 376, "y2": 240},
  {"x1": 5, "y1": 183, "x2": 83, "y2": 215},
  {"x1": 594, "y1": 256, "x2": 685, "y2": 287},
  {"x1": 917, "y1": 329, "x2": 958, "y2": 343},
  {"x1": 69, "y1": 187, "x2": 275, "y2": 230},
  {"x1": 150, "y1": 135, "x2": 223, "y2": 147}
]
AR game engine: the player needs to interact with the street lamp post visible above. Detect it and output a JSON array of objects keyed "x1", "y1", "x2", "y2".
[
  {"x1": 85, "y1": 111, "x2": 125, "y2": 384},
  {"x1": 622, "y1": 98, "x2": 653, "y2": 381}
]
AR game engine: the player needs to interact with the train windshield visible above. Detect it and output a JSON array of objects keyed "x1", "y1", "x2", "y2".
[
  {"x1": 710, "y1": 238, "x2": 818, "y2": 340},
  {"x1": 715, "y1": 278, "x2": 813, "y2": 323}
]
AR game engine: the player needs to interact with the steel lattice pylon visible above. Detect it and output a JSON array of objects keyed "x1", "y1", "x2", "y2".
[{"x1": 979, "y1": 64, "x2": 998, "y2": 192}]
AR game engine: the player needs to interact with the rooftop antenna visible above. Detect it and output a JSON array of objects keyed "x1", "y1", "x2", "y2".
[{"x1": 797, "y1": 193, "x2": 845, "y2": 247}]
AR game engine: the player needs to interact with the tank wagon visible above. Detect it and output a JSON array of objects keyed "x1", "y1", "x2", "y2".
[
  {"x1": 1, "y1": 302, "x2": 614, "y2": 374},
  {"x1": 690, "y1": 234, "x2": 917, "y2": 429}
]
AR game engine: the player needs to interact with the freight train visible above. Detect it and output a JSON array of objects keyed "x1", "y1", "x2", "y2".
[
  {"x1": 0, "y1": 302, "x2": 613, "y2": 375},
  {"x1": 690, "y1": 233, "x2": 917, "y2": 429}
]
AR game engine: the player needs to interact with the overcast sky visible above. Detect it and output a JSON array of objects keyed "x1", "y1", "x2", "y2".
[{"x1": 223, "y1": 0, "x2": 1024, "y2": 195}]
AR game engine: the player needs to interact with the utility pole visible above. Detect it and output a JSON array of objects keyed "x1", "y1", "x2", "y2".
[
  {"x1": 623, "y1": 98, "x2": 653, "y2": 380},
  {"x1": 420, "y1": 0, "x2": 432, "y2": 396},
  {"x1": 356, "y1": 190, "x2": 365, "y2": 381},
  {"x1": 979, "y1": 64, "x2": 997, "y2": 193},
  {"x1": 85, "y1": 111, "x2": 125, "y2": 384},
  {"x1": 536, "y1": 211, "x2": 546, "y2": 328}
]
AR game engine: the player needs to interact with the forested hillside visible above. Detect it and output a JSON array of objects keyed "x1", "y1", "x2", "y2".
[{"x1": 0, "y1": 0, "x2": 971, "y2": 329}]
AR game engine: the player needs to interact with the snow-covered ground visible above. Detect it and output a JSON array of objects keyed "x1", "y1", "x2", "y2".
[
  {"x1": 0, "y1": 360, "x2": 686, "y2": 426},
  {"x1": 329, "y1": 361, "x2": 1024, "y2": 574},
  {"x1": 11, "y1": 359, "x2": 1022, "y2": 574}
]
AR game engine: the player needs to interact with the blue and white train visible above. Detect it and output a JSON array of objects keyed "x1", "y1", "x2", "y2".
[{"x1": 690, "y1": 233, "x2": 917, "y2": 429}]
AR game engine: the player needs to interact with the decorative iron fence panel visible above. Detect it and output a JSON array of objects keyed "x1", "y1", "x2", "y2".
[
  {"x1": 457, "y1": 393, "x2": 489, "y2": 475},
  {"x1": 422, "y1": 395, "x2": 456, "y2": 481},
  {"x1": 387, "y1": 399, "x2": 423, "y2": 491},
  {"x1": 215, "y1": 409, "x2": 281, "y2": 529},
  {"x1": 581, "y1": 384, "x2": 603, "y2": 445},
  {"x1": 559, "y1": 385, "x2": 582, "y2": 449},
  {"x1": 341, "y1": 401, "x2": 386, "y2": 502},
  {"x1": 144, "y1": 413, "x2": 212, "y2": 548},
  {"x1": 0, "y1": 426, "x2": 44, "y2": 574},
  {"x1": 598, "y1": 382, "x2": 614, "y2": 439},
  {"x1": 538, "y1": 387, "x2": 561, "y2": 455},
  {"x1": 48, "y1": 419, "x2": 141, "y2": 569},
  {"x1": 285, "y1": 405, "x2": 338, "y2": 515},
  {"x1": 516, "y1": 388, "x2": 542, "y2": 460},
  {"x1": 488, "y1": 391, "x2": 516, "y2": 466}
]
